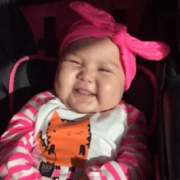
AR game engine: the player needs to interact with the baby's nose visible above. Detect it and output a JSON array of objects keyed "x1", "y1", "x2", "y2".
[{"x1": 77, "y1": 69, "x2": 94, "y2": 83}]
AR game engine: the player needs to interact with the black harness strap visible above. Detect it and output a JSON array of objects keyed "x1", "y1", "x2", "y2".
[{"x1": 38, "y1": 17, "x2": 59, "y2": 57}]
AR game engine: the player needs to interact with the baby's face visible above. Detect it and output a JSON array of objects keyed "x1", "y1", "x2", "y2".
[{"x1": 54, "y1": 38, "x2": 125, "y2": 113}]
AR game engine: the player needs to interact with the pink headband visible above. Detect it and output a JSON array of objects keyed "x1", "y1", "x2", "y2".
[{"x1": 60, "y1": 1, "x2": 171, "y2": 90}]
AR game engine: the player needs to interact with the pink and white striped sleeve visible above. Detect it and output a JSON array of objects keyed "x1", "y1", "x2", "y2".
[
  {"x1": 0, "y1": 92, "x2": 53, "y2": 180},
  {"x1": 85, "y1": 104, "x2": 151, "y2": 180}
]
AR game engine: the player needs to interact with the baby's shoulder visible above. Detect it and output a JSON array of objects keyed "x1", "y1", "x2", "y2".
[
  {"x1": 117, "y1": 100, "x2": 142, "y2": 115},
  {"x1": 28, "y1": 90, "x2": 56, "y2": 105}
]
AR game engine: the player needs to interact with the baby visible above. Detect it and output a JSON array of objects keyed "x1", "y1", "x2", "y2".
[{"x1": 0, "y1": 2, "x2": 170, "y2": 180}]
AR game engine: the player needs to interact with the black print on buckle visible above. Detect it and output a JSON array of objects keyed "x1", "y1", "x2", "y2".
[{"x1": 39, "y1": 161, "x2": 55, "y2": 178}]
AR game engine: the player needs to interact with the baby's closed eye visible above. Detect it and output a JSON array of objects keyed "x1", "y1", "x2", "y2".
[
  {"x1": 68, "y1": 60, "x2": 82, "y2": 65},
  {"x1": 98, "y1": 68, "x2": 111, "y2": 73}
]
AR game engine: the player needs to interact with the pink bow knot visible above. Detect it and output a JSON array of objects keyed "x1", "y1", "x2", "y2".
[{"x1": 111, "y1": 25, "x2": 127, "y2": 46}]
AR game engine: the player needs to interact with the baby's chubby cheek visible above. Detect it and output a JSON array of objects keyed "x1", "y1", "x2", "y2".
[{"x1": 100, "y1": 82, "x2": 124, "y2": 108}]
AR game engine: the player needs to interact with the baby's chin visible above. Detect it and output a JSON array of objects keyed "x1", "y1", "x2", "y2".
[
  {"x1": 66, "y1": 103, "x2": 97, "y2": 114},
  {"x1": 66, "y1": 102, "x2": 118, "y2": 114}
]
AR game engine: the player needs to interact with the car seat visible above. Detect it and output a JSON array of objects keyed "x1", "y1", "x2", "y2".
[
  {"x1": 0, "y1": 0, "x2": 174, "y2": 180},
  {"x1": 136, "y1": 0, "x2": 177, "y2": 180}
]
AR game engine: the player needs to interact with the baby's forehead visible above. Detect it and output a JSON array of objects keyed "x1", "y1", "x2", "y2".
[
  {"x1": 63, "y1": 38, "x2": 104, "y2": 53},
  {"x1": 64, "y1": 37, "x2": 118, "y2": 52},
  {"x1": 63, "y1": 37, "x2": 120, "y2": 59}
]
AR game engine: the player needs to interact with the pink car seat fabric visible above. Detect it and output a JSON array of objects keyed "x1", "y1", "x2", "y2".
[{"x1": 21, "y1": 0, "x2": 114, "y2": 58}]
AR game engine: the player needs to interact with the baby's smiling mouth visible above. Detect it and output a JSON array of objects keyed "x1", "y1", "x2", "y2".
[{"x1": 75, "y1": 88, "x2": 95, "y2": 96}]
